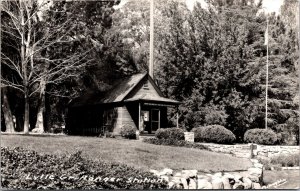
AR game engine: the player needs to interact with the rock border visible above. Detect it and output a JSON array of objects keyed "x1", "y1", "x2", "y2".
[{"x1": 150, "y1": 159, "x2": 264, "y2": 189}]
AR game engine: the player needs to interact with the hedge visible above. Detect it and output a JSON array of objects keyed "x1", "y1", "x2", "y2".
[
  {"x1": 191, "y1": 125, "x2": 236, "y2": 144},
  {"x1": 244, "y1": 128, "x2": 277, "y2": 145},
  {"x1": 143, "y1": 138, "x2": 210, "y2": 151},
  {"x1": 120, "y1": 125, "x2": 136, "y2": 139},
  {"x1": 1, "y1": 147, "x2": 167, "y2": 189},
  {"x1": 155, "y1": 128, "x2": 184, "y2": 140}
]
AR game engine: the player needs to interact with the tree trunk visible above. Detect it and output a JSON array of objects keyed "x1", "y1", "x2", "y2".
[
  {"x1": 20, "y1": 2, "x2": 30, "y2": 134},
  {"x1": 23, "y1": 92, "x2": 30, "y2": 134},
  {"x1": 34, "y1": 79, "x2": 46, "y2": 133},
  {"x1": 1, "y1": 88, "x2": 15, "y2": 133},
  {"x1": 34, "y1": 98, "x2": 45, "y2": 133}
]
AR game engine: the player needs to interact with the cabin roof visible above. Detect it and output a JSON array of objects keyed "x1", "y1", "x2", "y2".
[
  {"x1": 124, "y1": 93, "x2": 179, "y2": 104},
  {"x1": 69, "y1": 72, "x2": 179, "y2": 107}
]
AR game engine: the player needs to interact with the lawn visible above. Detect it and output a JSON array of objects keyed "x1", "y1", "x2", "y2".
[{"x1": 1, "y1": 134, "x2": 252, "y2": 172}]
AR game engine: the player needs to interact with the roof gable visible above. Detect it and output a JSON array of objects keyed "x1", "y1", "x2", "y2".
[
  {"x1": 69, "y1": 72, "x2": 179, "y2": 107},
  {"x1": 70, "y1": 73, "x2": 147, "y2": 107},
  {"x1": 103, "y1": 73, "x2": 147, "y2": 103}
]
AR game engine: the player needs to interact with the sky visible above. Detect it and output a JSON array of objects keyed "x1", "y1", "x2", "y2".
[{"x1": 115, "y1": 0, "x2": 285, "y2": 14}]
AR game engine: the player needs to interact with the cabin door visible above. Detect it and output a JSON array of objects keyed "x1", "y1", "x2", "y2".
[
  {"x1": 141, "y1": 108, "x2": 160, "y2": 134},
  {"x1": 150, "y1": 109, "x2": 160, "y2": 133}
]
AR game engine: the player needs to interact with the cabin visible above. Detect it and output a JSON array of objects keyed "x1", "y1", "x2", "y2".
[{"x1": 65, "y1": 73, "x2": 180, "y2": 136}]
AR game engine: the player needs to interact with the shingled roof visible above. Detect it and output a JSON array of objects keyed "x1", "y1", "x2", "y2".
[
  {"x1": 125, "y1": 93, "x2": 179, "y2": 104},
  {"x1": 69, "y1": 72, "x2": 179, "y2": 107}
]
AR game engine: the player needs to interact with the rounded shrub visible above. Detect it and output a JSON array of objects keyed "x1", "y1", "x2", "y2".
[
  {"x1": 120, "y1": 125, "x2": 137, "y2": 139},
  {"x1": 191, "y1": 127, "x2": 206, "y2": 142},
  {"x1": 155, "y1": 128, "x2": 184, "y2": 140},
  {"x1": 192, "y1": 125, "x2": 236, "y2": 144},
  {"x1": 155, "y1": 128, "x2": 169, "y2": 140},
  {"x1": 244, "y1": 128, "x2": 277, "y2": 145}
]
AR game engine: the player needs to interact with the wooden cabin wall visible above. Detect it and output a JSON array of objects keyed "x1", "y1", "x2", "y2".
[
  {"x1": 113, "y1": 106, "x2": 137, "y2": 134},
  {"x1": 126, "y1": 103, "x2": 139, "y2": 129},
  {"x1": 126, "y1": 78, "x2": 160, "y2": 100},
  {"x1": 103, "y1": 108, "x2": 118, "y2": 132},
  {"x1": 134, "y1": 81, "x2": 160, "y2": 97},
  {"x1": 66, "y1": 104, "x2": 172, "y2": 136}
]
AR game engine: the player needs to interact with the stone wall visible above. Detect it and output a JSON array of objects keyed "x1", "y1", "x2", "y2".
[
  {"x1": 255, "y1": 145, "x2": 299, "y2": 158},
  {"x1": 199, "y1": 143, "x2": 300, "y2": 159},
  {"x1": 200, "y1": 143, "x2": 252, "y2": 158}
]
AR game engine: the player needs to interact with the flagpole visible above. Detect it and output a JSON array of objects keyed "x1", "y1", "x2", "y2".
[
  {"x1": 265, "y1": 17, "x2": 269, "y2": 129},
  {"x1": 149, "y1": 0, "x2": 154, "y2": 78}
]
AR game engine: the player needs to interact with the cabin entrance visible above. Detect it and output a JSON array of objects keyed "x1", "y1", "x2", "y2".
[{"x1": 140, "y1": 108, "x2": 160, "y2": 134}]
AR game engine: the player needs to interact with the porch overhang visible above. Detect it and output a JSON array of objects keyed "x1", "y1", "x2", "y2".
[{"x1": 124, "y1": 94, "x2": 180, "y2": 108}]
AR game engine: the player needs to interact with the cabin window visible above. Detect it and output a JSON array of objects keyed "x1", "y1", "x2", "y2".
[{"x1": 143, "y1": 82, "x2": 149, "y2": 90}]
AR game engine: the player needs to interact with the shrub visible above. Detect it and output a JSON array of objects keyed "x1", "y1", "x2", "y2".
[
  {"x1": 155, "y1": 128, "x2": 184, "y2": 140},
  {"x1": 120, "y1": 125, "x2": 136, "y2": 139},
  {"x1": 155, "y1": 128, "x2": 169, "y2": 139},
  {"x1": 244, "y1": 128, "x2": 277, "y2": 145},
  {"x1": 270, "y1": 153, "x2": 300, "y2": 167},
  {"x1": 191, "y1": 125, "x2": 236, "y2": 144},
  {"x1": 1, "y1": 147, "x2": 167, "y2": 189},
  {"x1": 191, "y1": 127, "x2": 205, "y2": 142},
  {"x1": 143, "y1": 138, "x2": 210, "y2": 151}
]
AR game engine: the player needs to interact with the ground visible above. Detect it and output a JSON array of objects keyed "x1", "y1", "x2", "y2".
[
  {"x1": 1, "y1": 134, "x2": 252, "y2": 172},
  {"x1": 263, "y1": 170, "x2": 300, "y2": 189},
  {"x1": 2, "y1": 134, "x2": 298, "y2": 189}
]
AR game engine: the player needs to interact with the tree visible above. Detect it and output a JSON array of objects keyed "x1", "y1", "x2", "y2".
[
  {"x1": 259, "y1": 0, "x2": 299, "y2": 144},
  {"x1": 154, "y1": 0, "x2": 298, "y2": 144},
  {"x1": 1, "y1": 87, "x2": 15, "y2": 132},
  {"x1": 103, "y1": 0, "x2": 150, "y2": 74},
  {"x1": 1, "y1": 0, "x2": 119, "y2": 133}
]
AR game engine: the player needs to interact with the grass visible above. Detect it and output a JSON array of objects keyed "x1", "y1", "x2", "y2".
[
  {"x1": 1, "y1": 134, "x2": 252, "y2": 172},
  {"x1": 264, "y1": 170, "x2": 300, "y2": 189}
]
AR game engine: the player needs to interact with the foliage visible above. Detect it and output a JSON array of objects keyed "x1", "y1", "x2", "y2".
[
  {"x1": 191, "y1": 127, "x2": 205, "y2": 142},
  {"x1": 1, "y1": 147, "x2": 167, "y2": 189},
  {"x1": 276, "y1": 132, "x2": 292, "y2": 145},
  {"x1": 258, "y1": 153, "x2": 300, "y2": 169},
  {"x1": 0, "y1": 0, "x2": 121, "y2": 133},
  {"x1": 244, "y1": 128, "x2": 277, "y2": 145},
  {"x1": 143, "y1": 138, "x2": 210, "y2": 151},
  {"x1": 154, "y1": 0, "x2": 299, "y2": 144},
  {"x1": 191, "y1": 125, "x2": 236, "y2": 144},
  {"x1": 120, "y1": 125, "x2": 137, "y2": 139},
  {"x1": 1, "y1": 0, "x2": 298, "y2": 146},
  {"x1": 155, "y1": 128, "x2": 185, "y2": 140},
  {"x1": 106, "y1": 0, "x2": 150, "y2": 72},
  {"x1": 270, "y1": 153, "x2": 300, "y2": 167}
]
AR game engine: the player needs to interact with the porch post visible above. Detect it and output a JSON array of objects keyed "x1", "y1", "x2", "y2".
[
  {"x1": 176, "y1": 106, "x2": 179, "y2": 128},
  {"x1": 138, "y1": 102, "x2": 141, "y2": 130}
]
